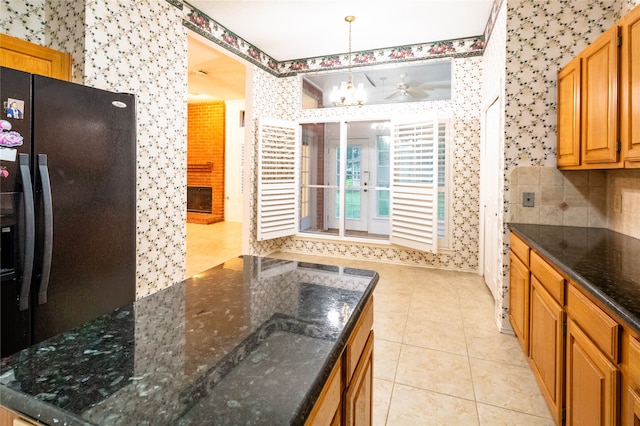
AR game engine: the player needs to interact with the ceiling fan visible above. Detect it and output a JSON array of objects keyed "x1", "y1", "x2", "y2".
[{"x1": 382, "y1": 73, "x2": 450, "y2": 101}]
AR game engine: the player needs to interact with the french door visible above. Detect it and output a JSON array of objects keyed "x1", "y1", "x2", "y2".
[{"x1": 327, "y1": 138, "x2": 370, "y2": 232}]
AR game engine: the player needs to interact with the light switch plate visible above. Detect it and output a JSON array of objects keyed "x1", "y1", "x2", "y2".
[{"x1": 523, "y1": 192, "x2": 535, "y2": 207}]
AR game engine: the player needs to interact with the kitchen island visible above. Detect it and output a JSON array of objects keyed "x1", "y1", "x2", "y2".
[{"x1": 0, "y1": 256, "x2": 378, "y2": 425}]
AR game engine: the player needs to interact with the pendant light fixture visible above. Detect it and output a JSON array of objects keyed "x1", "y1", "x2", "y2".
[{"x1": 330, "y1": 16, "x2": 366, "y2": 107}]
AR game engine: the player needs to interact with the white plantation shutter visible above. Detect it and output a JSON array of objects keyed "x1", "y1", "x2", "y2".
[
  {"x1": 257, "y1": 119, "x2": 299, "y2": 241},
  {"x1": 390, "y1": 114, "x2": 439, "y2": 253}
]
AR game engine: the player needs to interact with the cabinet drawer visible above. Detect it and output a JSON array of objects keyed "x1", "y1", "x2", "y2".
[
  {"x1": 530, "y1": 251, "x2": 565, "y2": 305},
  {"x1": 510, "y1": 233, "x2": 530, "y2": 267},
  {"x1": 567, "y1": 282, "x2": 620, "y2": 362},
  {"x1": 344, "y1": 296, "x2": 373, "y2": 385},
  {"x1": 630, "y1": 336, "x2": 640, "y2": 387}
]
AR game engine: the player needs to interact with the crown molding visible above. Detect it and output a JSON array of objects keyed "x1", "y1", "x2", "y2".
[{"x1": 176, "y1": 0, "x2": 486, "y2": 78}]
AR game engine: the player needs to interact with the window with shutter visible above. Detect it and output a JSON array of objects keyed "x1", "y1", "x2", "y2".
[
  {"x1": 390, "y1": 114, "x2": 439, "y2": 253},
  {"x1": 257, "y1": 119, "x2": 299, "y2": 241}
]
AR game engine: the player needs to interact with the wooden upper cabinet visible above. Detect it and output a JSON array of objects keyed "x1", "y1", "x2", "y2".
[
  {"x1": 0, "y1": 33, "x2": 71, "y2": 81},
  {"x1": 557, "y1": 56, "x2": 582, "y2": 168},
  {"x1": 581, "y1": 25, "x2": 621, "y2": 167},
  {"x1": 621, "y1": 5, "x2": 640, "y2": 166}
]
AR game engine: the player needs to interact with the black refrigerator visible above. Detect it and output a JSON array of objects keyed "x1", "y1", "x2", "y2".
[{"x1": 0, "y1": 67, "x2": 136, "y2": 358}]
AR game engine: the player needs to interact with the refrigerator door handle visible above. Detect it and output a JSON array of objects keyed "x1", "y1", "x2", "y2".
[
  {"x1": 37, "y1": 154, "x2": 53, "y2": 305},
  {"x1": 18, "y1": 154, "x2": 35, "y2": 311}
]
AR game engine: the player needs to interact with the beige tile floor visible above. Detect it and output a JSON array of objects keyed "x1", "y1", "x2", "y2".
[
  {"x1": 185, "y1": 221, "x2": 242, "y2": 278},
  {"x1": 187, "y1": 223, "x2": 554, "y2": 425}
]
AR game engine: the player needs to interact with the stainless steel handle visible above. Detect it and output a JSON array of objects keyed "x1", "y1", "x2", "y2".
[
  {"x1": 18, "y1": 154, "x2": 34, "y2": 311},
  {"x1": 37, "y1": 154, "x2": 53, "y2": 305}
]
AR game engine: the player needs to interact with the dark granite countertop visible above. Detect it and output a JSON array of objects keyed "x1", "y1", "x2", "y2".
[
  {"x1": 509, "y1": 224, "x2": 640, "y2": 335},
  {"x1": 0, "y1": 256, "x2": 378, "y2": 425}
]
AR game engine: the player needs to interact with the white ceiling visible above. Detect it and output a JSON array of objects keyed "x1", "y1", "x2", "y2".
[{"x1": 187, "y1": 0, "x2": 494, "y2": 102}]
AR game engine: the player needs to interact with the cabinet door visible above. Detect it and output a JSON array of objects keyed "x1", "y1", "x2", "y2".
[
  {"x1": 621, "y1": 5, "x2": 640, "y2": 165},
  {"x1": 509, "y1": 253, "x2": 530, "y2": 352},
  {"x1": 566, "y1": 318, "x2": 619, "y2": 426},
  {"x1": 581, "y1": 25, "x2": 621, "y2": 166},
  {"x1": 0, "y1": 405, "x2": 40, "y2": 426},
  {"x1": 0, "y1": 33, "x2": 71, "y2": 81},
  {"x1": 529, "y1": 277, "x2": 565, "y2": 425},
  {"x1": 557, "y1": 56, "x2": 582, "y2": 168},
  {"x1": 305, "y1": 358, "x2": 342, "y2": 426},
  {"x1": 343, "y1": 331, "x2": 373, "y2": 426},
  {"x1": 629, "y1": 387, "x2": 640, "y2": 426}
]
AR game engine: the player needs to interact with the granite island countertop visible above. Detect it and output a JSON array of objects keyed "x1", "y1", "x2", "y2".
[
  {"x1": 0, "y1": 256, "x2": 378, "y2": 425},
  {"x1": 509, "y1": 224, "x2": 640, "y2": 335}
]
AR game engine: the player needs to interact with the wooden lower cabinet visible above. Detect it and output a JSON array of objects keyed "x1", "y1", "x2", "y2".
[
  {"x1": 307, "y1": 297, "x2": 374, "y2": 426},
  {"x1": 629, "y1": 387, "x2": 640, "y2": 425},
  {"x1": 509, "y1": 253, "x2": 530, "y2": 351},
  {"x1": 344, "y1": 331, "x2": 373, "y2": 426},
  {"x1": 529, "y1": 276, "x2": 565, "y2": 424},
  {"x1": 0, "y1": 405, "x2": 41, "y2": 426},
  {"x1": 306, "y1": 358, "x2": 343, "y2": 425},
  {"x1": 566, "y1": 318, "x2": 619, "y2": 426},
  {"x1": 509, "y1": 233, "x2": 637, "y2": 425},
  {"x1": 628, "y1": 336, "x2": 640, "y2": 425}
]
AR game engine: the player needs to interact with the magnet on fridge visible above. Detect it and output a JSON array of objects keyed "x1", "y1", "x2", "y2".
[
  {"x1": 4, "y1": 98, "x2": 24, "y2": 119},
  {"x1": 0, "y1": 119, "x2": 23, "y2": 149},
  {"x1": 0, "y1": 147, "x2": 17, "y2": 162}
]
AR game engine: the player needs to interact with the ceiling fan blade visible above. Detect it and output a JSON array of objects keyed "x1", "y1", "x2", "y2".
[
  {"x1": 406, "y1": 88, "x2": 428, "y2": 99},
  {"x1": 385, "y1": 91, "x2": 404, "y2": 100},
  {"x1": 365, "y1": 74, "x2": 377, "y2": 87},
  {"x1": 418, "y1": 83, "x2": 450, "y2": 90}
]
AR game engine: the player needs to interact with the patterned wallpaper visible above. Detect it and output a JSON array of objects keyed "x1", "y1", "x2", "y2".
[
  {"x1": 0, "y1": 0, "x2": 45, "y2": 44},
  {"x1": 45, "y1": 0, "x2": 86, "y2": 82},
  {"x1": 247, "y1": 57, "x2": 483, "y2": 272},
  {"x1": 2, "y1": 0, "x2": 188, "y2": 298}
]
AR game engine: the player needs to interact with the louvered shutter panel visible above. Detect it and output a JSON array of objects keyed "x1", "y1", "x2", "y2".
[
  {"x1": 390, "y1": 114, "x2": 439, "y2": 253},
  {"x1": 257, "y1": 119, "x2": 299, "y2": 241}
]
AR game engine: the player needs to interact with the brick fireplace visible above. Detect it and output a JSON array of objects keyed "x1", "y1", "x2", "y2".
[{"x1": 187, "y1": 102, "x2": 225, "y2": 224}]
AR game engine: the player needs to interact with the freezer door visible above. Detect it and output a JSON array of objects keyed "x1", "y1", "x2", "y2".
[
  {"x1": 1, "y1": 67, "x2": 33, "y2": 357},
  {"x1": 0, "y1": 66, "x2": 32, "y2": 187},
  {"x1": 31, "y1": 75, "x2": 136, "y2": 344}
]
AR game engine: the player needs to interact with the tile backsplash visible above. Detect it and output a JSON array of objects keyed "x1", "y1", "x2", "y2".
[
  {"x1": 509, "y1": 166, "x2": 640, "y2": 240},
  {"x1": 607, "y1": 169, "x2": 640, "y2": 240}
]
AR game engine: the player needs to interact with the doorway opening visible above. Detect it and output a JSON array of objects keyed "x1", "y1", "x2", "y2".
[{"x1": 186, "y1": 32, "x2": 247, "y2": 277}]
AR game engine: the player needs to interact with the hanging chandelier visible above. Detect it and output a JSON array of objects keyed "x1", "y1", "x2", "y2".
[{"x1": 330, "y1": 16, "x2": 366, "y2": 107}]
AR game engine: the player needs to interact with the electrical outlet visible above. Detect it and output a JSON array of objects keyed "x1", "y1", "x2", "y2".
[
  {"x1": 613, "y1": 194, "x2": 622, "y2": 213},
  {"x1": 523, "y1": 192, "x2": 535, "y2": 207}
]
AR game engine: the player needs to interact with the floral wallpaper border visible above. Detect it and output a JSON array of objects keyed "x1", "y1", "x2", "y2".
[{"x1": 179, "y1": 1, "x2": 485, "y2": 77}]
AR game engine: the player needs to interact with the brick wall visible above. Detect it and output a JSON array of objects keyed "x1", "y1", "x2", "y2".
[{"x1": 187, "y1": 102, "x2": 225, "y2": 223}]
